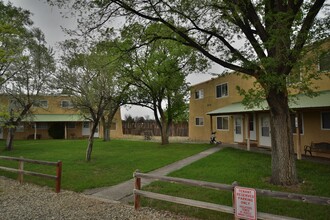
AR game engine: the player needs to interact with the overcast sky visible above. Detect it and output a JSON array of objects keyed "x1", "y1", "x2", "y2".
[{"x1": 4, "y1": 0, "x2": 223, "y2": 119}]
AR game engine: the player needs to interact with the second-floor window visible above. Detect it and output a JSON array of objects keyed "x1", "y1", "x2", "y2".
[
  {"x1": 34, "y1": 100, "x2": 48, "y2": 108},
  {"x1": 9, "y1": 99, "x2": 21, "y2": 110},
  {"x1": 61, "y1": 100, "x2": 73, "y2": 108},
  {"x1": 195, "y1": 89, "x2": 204, "y2": 99},
  {"x1": 319, "y1": 52, "x2": 330, "y2": 72},
  {"x1": 195, "y1": 117, "x2": 204, "y2": 126},
  {"x1": 216, "y1": 83, "x2": 228, "y2": 98},
  {"x1": 287, "y1": 71, "x2": 302, "y2": 85}
]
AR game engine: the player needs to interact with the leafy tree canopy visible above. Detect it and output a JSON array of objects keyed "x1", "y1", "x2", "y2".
[{"x1": 48, "y1": 0, "x2": 330, "y2": 185}]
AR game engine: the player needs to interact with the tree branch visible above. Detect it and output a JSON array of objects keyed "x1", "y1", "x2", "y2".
[{"x1": 112, "y1": 0, "x2": 257, "y2": 75}]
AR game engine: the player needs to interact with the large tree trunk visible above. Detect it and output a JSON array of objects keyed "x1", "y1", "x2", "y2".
[
  {"x1": 160, "y1": 118, "x2": 170, "y2": 145},
  {"x1": 267, "y1": 90, "x2": 298, "y2": 185},
  {"x1": 86, "y1": 136, "x2": 94, "y2": 162},
  {"x1": 86, "y1": 122, "x2": 99, "y2": 161},
  {"x1": 6, "y1": 127, "x2": 16, "y2": 151},
  {"x1": 103, "y1": 128, "x2": 110, "y2": 141},
  {"x1": 101, "y1": 117, "x2": 111, "y2": 142},
  {"x1": 160, "y1": 128, "x2": 169, "y2": 145}
]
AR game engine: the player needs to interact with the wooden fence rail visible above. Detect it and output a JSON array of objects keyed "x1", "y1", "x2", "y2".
[
  {"x1": 133, "y1": 171, "x2": 330, "y2": 220},
  {"x1": 0, "y1": 156, "x2": 62, "y2": 193}
]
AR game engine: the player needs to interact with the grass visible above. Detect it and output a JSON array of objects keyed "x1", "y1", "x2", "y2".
[
  {"x1": 142, "y1": 147, "x2": 330, "y2": 220},
  {"x1": 0, "y1": 139, "x2": 210, "y2": 192},
  {"x1": 1, "y1": 140, "x2": 329, "y2": 219}
]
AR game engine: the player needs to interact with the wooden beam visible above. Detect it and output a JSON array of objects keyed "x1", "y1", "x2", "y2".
[
  {"x1": 134, "y1": 189, "x2": 300, "y2": 220},
  {"x1": 134, "y1": 172, "x2": 330, "y2": 206},
  {"x1": 295, "y1": 112, "x2": 302, "y2": 160}
]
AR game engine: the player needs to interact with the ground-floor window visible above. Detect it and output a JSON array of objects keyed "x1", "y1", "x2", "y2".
[
  {"x1": 321, "y1": 112, "x2": 330, "y2": 130},
  {"x1": 110, "y1": 122, "x2": 117, "y2": 130},
  {"x1": 32, "y1": 123, "x2": 48, "y2": 129},
  {"x1": 16, "y1": 125, "x2": 24, "y2": 132},
  {"x1": 216, "y1": 116, "x2": 229, "y2": 130},
  {"x1": 67, "y1": 122, "x2": 76, "y2": 128},
  {"x1": 260, "y1": 116, "x2": 270, "y2": 137},
  {"x1": 195, "y1": 117, "x2": 204, "y2": 126}
]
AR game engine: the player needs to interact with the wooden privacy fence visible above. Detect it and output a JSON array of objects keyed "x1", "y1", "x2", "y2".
[
  {"x1": 123, "y1": 121, "x2": 188, "y2": 137},
  {"x1": 0, "y1": 156, "x2": 62, "y2": 193},
  {"x1": 133, "y1": 171, "x2": 330, "y2": 220}
]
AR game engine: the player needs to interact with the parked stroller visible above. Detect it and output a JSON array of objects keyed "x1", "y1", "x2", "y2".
[{"x1": 210, "y1": 131, "x2": 222, "y2": 144}]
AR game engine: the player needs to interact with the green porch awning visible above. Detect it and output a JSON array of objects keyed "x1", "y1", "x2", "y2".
[
  {"x1": 207, "y1": 90, "x2": 330, "y2": 115},
  {"x1": 23, "y1": 114, "x2": 86, "y2": 122}
]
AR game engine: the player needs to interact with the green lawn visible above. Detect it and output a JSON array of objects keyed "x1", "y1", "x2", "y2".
[
  {"x1": 1, "y1": 141, "x2": 329, "y2": 219},
  {"x1": 0, "y1": 139, "x2": 210, "y2": 192},
  {"x1": 142, "y1": 147, "x2": 330, "y2": 220}
]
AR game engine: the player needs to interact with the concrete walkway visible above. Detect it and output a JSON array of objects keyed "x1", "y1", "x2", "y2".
[{"x1": 84, "y1": 146, "x2": 222, "y2": 203}]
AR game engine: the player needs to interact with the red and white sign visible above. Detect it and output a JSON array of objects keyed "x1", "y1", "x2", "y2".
[{"x1": 234, "y1": 186, "x2": 257, "y2": 220}]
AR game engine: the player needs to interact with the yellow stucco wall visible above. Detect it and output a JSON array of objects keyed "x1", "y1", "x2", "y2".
[
  {"x1": 189, "y1": 73, "x2": 257, "y2": 143},
  {"x1": 0, "y1": 95, "x2": 123, "y2": 140},
  {"x1": 189, "y1": 39, "x2": 330, "y2": 159},
  {"x1": 293, "y1": 111, "x2": 330, "y2": 158}
]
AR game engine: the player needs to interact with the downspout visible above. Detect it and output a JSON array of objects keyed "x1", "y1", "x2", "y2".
[{"x1": 246, "y1": 114, "x2": 251, "y2": 151}]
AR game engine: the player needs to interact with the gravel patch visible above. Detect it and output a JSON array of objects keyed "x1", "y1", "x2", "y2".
[{"x1": 0, "y1": 176, "x2": 197, "y2": 220}]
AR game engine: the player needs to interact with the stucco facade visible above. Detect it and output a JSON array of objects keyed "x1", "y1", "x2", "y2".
[
  {"x1": 189, "y1": 40, "x2": 330, "y2": 158},
  {"x1": 0, "y1": 95, "x2": 123, "y2": 140}
]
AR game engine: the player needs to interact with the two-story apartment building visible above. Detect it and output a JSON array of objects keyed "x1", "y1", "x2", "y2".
[
  {"x1": 189, "y1": 40, "x2": 330, "y2": 158},
  {"x1": 0, "y1": 95, "x2": 123, "y2": 140}
]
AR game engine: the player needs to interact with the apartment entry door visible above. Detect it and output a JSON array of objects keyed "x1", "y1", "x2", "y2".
[
  {"x1": 82, "y1": 122, "x2": 90, "y2": 136},
  {"x1": 234, "y1": 115, "x2": 244, "y2": 143},
  {"x1": 259, "y1": 114, "x2": 271, "y2": 147},
  {"x1": 248, "y1": 114, "x2": 256, "y2": 141},
  {"x1": 82, "y1": 122, "x2": 99, "y2": 137}
]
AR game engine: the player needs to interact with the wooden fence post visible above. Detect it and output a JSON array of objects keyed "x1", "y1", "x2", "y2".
[
  {"x1": 232, "y1": 181, "x2": 239, "y2": 220},
  {"x1": 18, "y1": 156, "x2": 24, "y2": 184},
  {"x1": 134, "y1": 170, "x2": 141, "y2": 210},
  {"x1": 55, "y1": 161, "x2": 62, "y2": 193}
]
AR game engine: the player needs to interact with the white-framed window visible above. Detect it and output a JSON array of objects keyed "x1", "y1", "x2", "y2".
[
  {"x1": 216, "y1": 83, "x2": 228, "y2": 98},
  {"x1": 61, "y1": 100, "x2": 73, "y2": 108},
  {"x1": 195, "y1": 89, "x2": 204, "y2": 99},
  {"x1": 287, "y1": 71, "x2": 302, "y2": 85},
  {"x1": 216, "y1": 116, "x2": 229, "y2": 130},
  {"x1": 319, "y1": 52, "x2": 330, "y2": 72},
  {"x1": 83, "y1": 121, "x2": 90, "y2": 128},
  {"x1": 321, "y1": 112, "x2": 330, "y2": 130},
  {"x1": 290, "y1": 113, "x2": 304, "y2": 134},
  {"x1": 34, "y1": 100, "x2": 48, "y2": 108},
  {"x1": 67, "y1": 122, "x2": 76, "y2": 128},
  {"x1": 9, "y1": 99, "x2": 21, "y2": 110},
  {"x1": 110, "y1": 122, "x2": 117, "y2": 130},
  {"x1": 32, "y1": 123, "x2": 48, "y2": 129},
  {"x1": 16, "y1": 125, "x2": 24, "y2": 132},
  {"x1": 195, "y1": 117, "x2": 204, "y2": 126}
]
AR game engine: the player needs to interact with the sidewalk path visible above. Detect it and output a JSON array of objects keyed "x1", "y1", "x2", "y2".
[{"x1": 84, "y1": 146, "x2": 222, "y2": 203}]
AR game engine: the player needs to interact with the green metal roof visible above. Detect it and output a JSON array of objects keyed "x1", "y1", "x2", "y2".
[
  {"x1": 24, "y1": 114, "x2": 86, "y2": 122},
  {"x1": 207, "y1": 90, "x2": 330, "y2": 115}
]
